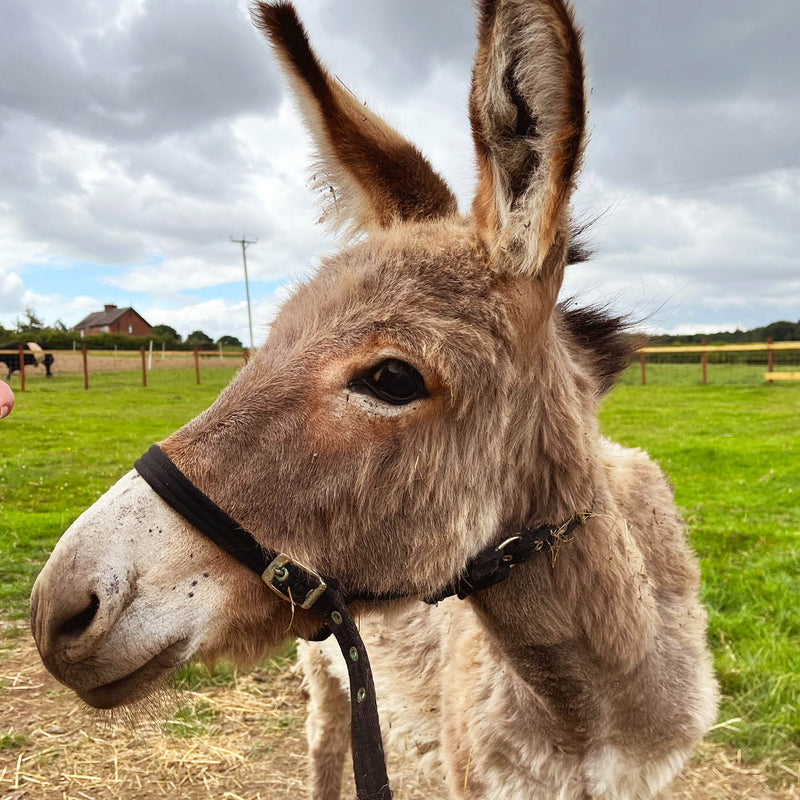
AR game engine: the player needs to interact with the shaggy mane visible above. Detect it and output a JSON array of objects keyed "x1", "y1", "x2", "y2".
[{"x1": 558, "y1": 302, "x2": 641, "y2": 395}]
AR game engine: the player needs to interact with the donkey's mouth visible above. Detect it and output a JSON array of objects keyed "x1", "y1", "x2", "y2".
[{"x1": 78, "y1": 638, "x2": 191, "y2": 709}]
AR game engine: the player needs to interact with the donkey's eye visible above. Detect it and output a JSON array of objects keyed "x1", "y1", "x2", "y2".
[{"x1": 349, "y1": 359, "x2": 427, "y2": 405}]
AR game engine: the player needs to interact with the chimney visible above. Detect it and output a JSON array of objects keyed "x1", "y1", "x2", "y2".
[{"x1": 104, "y1": 304, "x2": 117, "y2": 312}]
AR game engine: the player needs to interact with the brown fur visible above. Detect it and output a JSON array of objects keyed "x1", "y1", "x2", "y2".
[
  {"x1": 30, "y1": 2, "x2": 717, "y2": 798},
  {"x1": 470, "y1": 0, "x2": 586, "y2": 276},
  {"x1": 252, "y1": 2, "x2": 458, "y2": 234}
]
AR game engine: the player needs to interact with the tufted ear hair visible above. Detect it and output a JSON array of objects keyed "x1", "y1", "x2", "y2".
[
  {"x1": 470, "y1": 0, "x2": 587, "y2": 277},
  {"x1": 252, "y1": 2, "x2": 458, "y2": 237}
]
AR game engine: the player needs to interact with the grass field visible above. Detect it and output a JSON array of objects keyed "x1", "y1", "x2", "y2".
[
  {"x1": 0, "y1": 364, "x2": 798, "y2": 773},
  {"x1": 0, "y1": 368, "x2": 239, "y2": 622}
]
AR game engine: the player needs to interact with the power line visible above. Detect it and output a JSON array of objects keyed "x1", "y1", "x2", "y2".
[{"x1": 231, "y1": 236, "x2": 257, "y2": 350}]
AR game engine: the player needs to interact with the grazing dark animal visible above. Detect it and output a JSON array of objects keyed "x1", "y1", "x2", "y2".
[{"x1": 0, "y1": 342, "x2": 54, "y2": 379}]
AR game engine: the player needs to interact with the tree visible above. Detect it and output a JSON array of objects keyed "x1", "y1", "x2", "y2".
[
  {"x1": 216, "y1": 335, "x2": 243, "y2": 348},
  {"x1": 186, "y1": 330, "x2": 214, "y2": 348},
  {"x1": 15, "y1": 306, "x2": 44, "y2": 334},
  {"x1": 150, "y1": 324, "x2": 182, "y2": 345},
  {"x1": 764, "y1": 320, "x2": 798, "y2": 342}
]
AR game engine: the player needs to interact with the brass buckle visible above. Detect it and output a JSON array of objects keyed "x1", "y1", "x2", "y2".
[{"x1": 262, "y1": 554, "x2": 328, "y2": 609}]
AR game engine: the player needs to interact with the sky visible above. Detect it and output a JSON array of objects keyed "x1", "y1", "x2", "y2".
[{"x1": 1, "y1": 0, "x2": 798, "y2": 344}]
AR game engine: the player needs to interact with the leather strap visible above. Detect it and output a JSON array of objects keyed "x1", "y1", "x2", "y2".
[
  {"x1": 134, "y1": 443, "x2": 589, "y2": 800},
  {"x1": 134, "y1": 445, "x2": 391, "y2": 800},
  {"x1": 424, "y1": 515, "x2": 586, "y2": 603},
  {"x1": 134, "y1": 444, "x2": 272, "y2": 575}
]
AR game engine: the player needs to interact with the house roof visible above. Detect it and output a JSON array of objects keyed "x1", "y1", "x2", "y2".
[{"x1": 73, "y1": 306, "x2": 150, "y2": 330}]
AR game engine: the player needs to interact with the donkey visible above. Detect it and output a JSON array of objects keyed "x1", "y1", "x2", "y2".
[{"x1": 30, "y1": 1, "x2": 718, "y2": 798}]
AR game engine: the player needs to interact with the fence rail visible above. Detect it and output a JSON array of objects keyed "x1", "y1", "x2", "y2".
[
  {"x1": 636, "y1": 339, "x2": 800, "y2": 385},
  {"x1": 2, "y1": 346, "x2": 250, "y2": 391},
  {"x1": 639, "y1": 341, "x2": 800, "y2": 354}
]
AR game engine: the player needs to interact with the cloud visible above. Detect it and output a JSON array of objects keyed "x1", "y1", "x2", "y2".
[
  {"x1": 0, "y1": 0, "x2": 279, "y2": 142},
  {"x1": 141, "y1": 283, "x2": 294, "y2": 344},
  {"x1": 0, "y1": 0, "x2": 797, "y2": 338},
  {"x1": 0, "y1": 270, "x2": 26, "y2": 315}
]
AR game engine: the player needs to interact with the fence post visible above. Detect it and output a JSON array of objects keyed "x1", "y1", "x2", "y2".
[
  {"x1": 18, "y1": 344, "x2": 25, "y2": 392},
  {"x1": 194, "y1": 346, "x2": 200, "y2": 385},
  {"x1": 82, "y1": 344, "x2": 89, "y2": 390},
  {"x1": 701, "y1": 338, "x2": 707, "y2": 385},
  {"x1": 140, "y1": 346, "x2": 147, "y2": 388},
  {"x1": 243, "y1": 348, "x2": 250, "y2": 365},
  {"x1": 767, "y1": 336, "x2": 773, "y2": 384},
  {"x1": 639, "y1": 351, "x2": 646, "y2": 386}
]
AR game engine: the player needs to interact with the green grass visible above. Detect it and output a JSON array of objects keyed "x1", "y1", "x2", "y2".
[
  {"x1": 168, "y1": 640, "x2": 298, "y2": 693},
  {"x1": 170, "y1": 660, "x2": 240, "y2": 692},
  {"x1": 165, "y1": 700, "x2": 220, "y2": 738},
  {"x1": 0, "y1": 731, "x2": 30, "y2": 750},
  {"x1": 1, "y1": 364, "x2": 798, "y2": 766},
  {"x1": 0, "y1": 368, "x2": 239, "y2": 620}
]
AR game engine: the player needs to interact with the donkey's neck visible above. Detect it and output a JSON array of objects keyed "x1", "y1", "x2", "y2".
[
  {"x1": 469, "y1": 329, "x2": 657, "y2": 716},
  {"x1": 469, "y1": 486, "x2": 658, "y2": 724},
  {"x1": 503, "y1": 322, "x2": 600, "y2": 525}
]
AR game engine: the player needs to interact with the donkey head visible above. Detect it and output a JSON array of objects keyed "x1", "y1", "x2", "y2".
[{"x1": 31, "y1": 0, "x2": 629, "y2": 709}]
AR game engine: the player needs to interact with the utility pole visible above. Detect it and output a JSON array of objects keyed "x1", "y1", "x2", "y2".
[{"x1": 231, "y1": 236, "x2": 257, "y2": 349}]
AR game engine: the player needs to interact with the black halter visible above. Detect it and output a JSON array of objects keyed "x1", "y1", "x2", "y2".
[{"x1": 134, "y1": 443, "x2": 588, "y2": 800}]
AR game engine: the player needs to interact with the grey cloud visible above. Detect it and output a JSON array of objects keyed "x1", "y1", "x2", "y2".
[
  {"x1": 0, "y1": 0, "x2": 279, "y2": 142},
  {"x1": 118, "y1": 124, "x2": 254, "y2": 205},
  {"x1": 0, "y1": 116, "x2": 272, "y2": 264},
  {"x1": 0, "y1": 0, "x2": 797, "y2": 334},
  {"x1": 311, "y1": 0, "x2": 474, "y2": 98},
  {"x1": 587, "y1": 94, "x2": 800, "y2": 190},
  {"x1": 578, "y1": 0, "x2": 799, "y2": 105}
]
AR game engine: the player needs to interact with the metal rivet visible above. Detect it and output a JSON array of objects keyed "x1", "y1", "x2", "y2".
[
  {"x1": 331, "y1": 611, "x2": 343, "y2": 625},
  {"x1": 349, "y1": 646, "x2": 359, "y2": 662},
  {"x1": 273, "y1": 566, "x2": 289, "y2": 582},
  {"x1": 356, "y1": 687, "x2": 366, "y2": 703}
]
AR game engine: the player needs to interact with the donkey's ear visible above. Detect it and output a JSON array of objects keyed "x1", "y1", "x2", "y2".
[
  {"x1": 252, "y1": 2, "x2": 458, "y2": 235},
  {"x1": 470, "y1": 0, "x2": 586, "y2": 276}
]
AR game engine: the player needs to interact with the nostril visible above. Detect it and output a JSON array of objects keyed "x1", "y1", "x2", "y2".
[{"x1": 57, "y1": 593, "x2": 100, "y2": 638}]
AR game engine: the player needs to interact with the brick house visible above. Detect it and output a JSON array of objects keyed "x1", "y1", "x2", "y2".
[{"x1": 73, "y1": 305, "x2": 152, "y2": 337}]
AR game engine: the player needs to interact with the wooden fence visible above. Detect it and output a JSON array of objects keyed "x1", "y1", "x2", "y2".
[
  {"x1": 637, "y1": 338, "x2": 800, "y2": 385},
  {"x1": 1, "y1": 346, "x2": 251, "y2": 391},
  {"x1": 5, "y1": 340, "x2": 800, "y2": 390}
]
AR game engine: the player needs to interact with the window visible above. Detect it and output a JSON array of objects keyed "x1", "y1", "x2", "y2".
[{"x1": 128, "y1": 325, "x2": 133, "y2": 334}]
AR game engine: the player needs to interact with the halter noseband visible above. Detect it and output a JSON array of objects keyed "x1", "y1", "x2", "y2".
[{"x1": 134, "y1": 443, "x2": 589, "y2": 800}]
